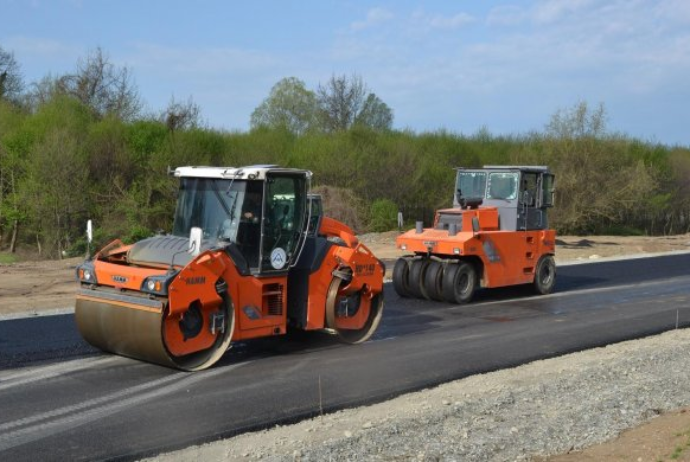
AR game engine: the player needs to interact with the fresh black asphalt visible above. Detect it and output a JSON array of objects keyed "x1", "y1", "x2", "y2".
[{"x1": 0, "y1": 253, "x2": 689, "y2": 461}]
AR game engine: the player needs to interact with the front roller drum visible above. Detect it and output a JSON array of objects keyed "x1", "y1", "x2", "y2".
[
  {"x1": 75, "y1": 294, "x2": 234, "y2": 371},
  {"x1": 325, "y1": 275, "x2": 384, "y2": 344}
]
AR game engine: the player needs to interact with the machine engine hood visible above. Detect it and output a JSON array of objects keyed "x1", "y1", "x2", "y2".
[{"x1": 127, "y1": 235, "x2": 215, "y2": 268}]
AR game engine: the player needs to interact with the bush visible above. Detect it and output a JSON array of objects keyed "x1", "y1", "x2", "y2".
[
  {"x1": 0, "y1": 252, "x2": 18, "y2": 264},
  {"x1": 368, "y1": 198, "x2": 398, "y2": 232},
  {"x1": 312, "y1": 185, "x2": 367, "y2": 233},
  {"x1": 63, "y1": 226, "x2": 108, "y2": 258},
  {"x1": 123, "y1": 225, "x2": 154, "y2": 244}
]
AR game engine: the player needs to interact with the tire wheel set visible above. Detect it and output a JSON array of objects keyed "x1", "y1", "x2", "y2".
[
  {"x1": 393, "y1": 254, "x2": 556, "y2": 304},
  {"x1": 393, "y1": 258, "x2": 477, "y2": 304}
]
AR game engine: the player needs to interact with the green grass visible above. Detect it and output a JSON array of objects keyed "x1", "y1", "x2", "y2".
[
  {"x1": 665, "y1": 429, "x2": 690, "y2": 461},
  {"x1": 0, "y1": 252, "x2": 18, "y2": 264},
  {"x1": 597, "y1": 224, "x2": 647, "y2": 236},
  {"x1": 671, "y1": 445, "x2": 683, "y2": 459}
]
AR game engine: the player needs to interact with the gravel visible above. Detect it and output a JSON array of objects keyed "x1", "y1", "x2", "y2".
[{"x1": 145, "y1": 328, "x2": 690, "y2": 462}]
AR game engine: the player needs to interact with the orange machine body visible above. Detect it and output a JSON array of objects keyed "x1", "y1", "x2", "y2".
[
  {"x1": 75, "y1": 166, "x2": 384, "y2": 371},
  {"x1": 393, "y1": 166, "x2": 557, "y2": 304},
  {"x1": 397, "y1": 207, "x2": 556, "y2": 289}
]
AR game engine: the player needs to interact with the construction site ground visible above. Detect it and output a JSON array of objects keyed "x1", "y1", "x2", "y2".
[{"x1": 2, "y1": 232, "x2": 690, "y2": 460}]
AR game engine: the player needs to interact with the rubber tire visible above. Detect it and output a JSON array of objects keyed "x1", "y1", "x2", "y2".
[
  {"x1": 423, "y1": 260, "x2": 445, "y2": 302},
  {"x1": 393, "y1": 258, "x2": 413, "y2": 298},
  {"x1": 533, "y1": 255, "x2": 556, "y2": 295},
  {"x1": 409, "y1": 259, "x2": 431, "y2": 299},
  {"x1": 441, "y1": 261, "x2": 476, "y2": 304}
]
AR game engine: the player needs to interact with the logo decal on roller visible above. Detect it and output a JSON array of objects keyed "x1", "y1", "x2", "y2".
[
  {"x1": 185, "y1": 276, "x2": 206, "y2": 285},
  {"x1": 270, "y1": 247, "x2": 287, "y2": 269}
]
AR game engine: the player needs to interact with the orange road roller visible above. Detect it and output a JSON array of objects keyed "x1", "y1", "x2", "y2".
[
  {"x1": 394, "y1": 165, "x2": 556, "y2": 303},
  {"x1": 75, "y1": 166, "x2": 384, "y2": 371}
]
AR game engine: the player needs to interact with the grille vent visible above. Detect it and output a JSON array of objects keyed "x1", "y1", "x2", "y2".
[{"x1": 263, "y1": 283, "x2": 284, "y2": 316}]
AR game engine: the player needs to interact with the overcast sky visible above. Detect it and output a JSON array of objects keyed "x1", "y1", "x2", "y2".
[{"x1": 1, "y1": 0, "x2": 689, "y2": 145}]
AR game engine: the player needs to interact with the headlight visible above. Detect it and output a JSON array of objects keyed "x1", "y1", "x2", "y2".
[
  {"x1": 76, "y1": 262, "x2": 98, "y2": 284},
  {"x1": 141, "y1": 272, "x2": 177, "y2": 296}
]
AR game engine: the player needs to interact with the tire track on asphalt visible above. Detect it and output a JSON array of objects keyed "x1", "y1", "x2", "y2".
[
  {"x1": 0, "y1": 356, "x2": 120, "y2": 391},
  {"x1": 0, "y1": 362, "x2": 248, "y2": 453}
]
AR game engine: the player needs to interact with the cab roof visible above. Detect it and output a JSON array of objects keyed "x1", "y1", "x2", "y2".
[
  {"x1": 174, "y1": 165, "x2": 313, "y2": 180},
  {"x1": 455, "y1": 165, "x2": 551, "y2": 173}
]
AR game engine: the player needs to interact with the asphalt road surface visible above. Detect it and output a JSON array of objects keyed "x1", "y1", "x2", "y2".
[{"x1": 1, "y1": 254, "x2": 689, "y2": 461}]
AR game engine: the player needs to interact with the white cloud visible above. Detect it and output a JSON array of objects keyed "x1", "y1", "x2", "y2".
[
  {"x1": 339, "y1": 1, "x2": 690, "y2": 111},
  {"x1": 656, "y1": 0, "x2": 690, "y2": 24},
  {"x1": 3, "y1": 36, "x2": 80, "y2": 57},
  {"x1": 427, "y1": 12, "x2": 475, "y2": 29},
  {"x1": 350, "y1": 7, "x2": 394, "y2": 31},
  {"x1": 531, "y1": 0, "x2": 596, "y2": 24},
  {"x1": 487, "y1": 5, "x2": 528, "y2": 26},
  {"x1": 127, "y1": 43, "x2": 279, "y2": 75},
  {"x1": 409, "y1": 10, "x2": 476, "y2": 30}
]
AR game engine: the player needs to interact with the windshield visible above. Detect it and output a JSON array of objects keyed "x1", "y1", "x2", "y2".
[
  {"x1": 456, "y1": 171, "x2": 487, "y2": 198},
  {"x1": 172, "y1": 178, "x2": 255, "y2": 243}
]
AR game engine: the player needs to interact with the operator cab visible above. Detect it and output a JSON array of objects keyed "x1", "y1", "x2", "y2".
[
  {"x1": 172, "y1": 166, "x2": 311, "y2": 274},
  {"x1": 454, "y1": 166, "x2": 555, "y2": 231}
]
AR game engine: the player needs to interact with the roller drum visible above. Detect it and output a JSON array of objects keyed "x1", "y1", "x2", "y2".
[{"x1": 75, "y1": 294, "x2": 233, "y2": 371}]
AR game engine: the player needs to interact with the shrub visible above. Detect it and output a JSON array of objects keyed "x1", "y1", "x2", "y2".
[
  {"x1": 311, "y1": 185, "x2": 367, "y2": 233},
  {"x1": 123, "y1": 225, "x2": 153, "y2": 244},
  {"x1": 369, "y1": 198, "x2": 398, "y2": 232}
]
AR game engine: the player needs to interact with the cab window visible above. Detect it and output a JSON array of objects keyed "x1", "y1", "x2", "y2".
[{"x1": 487, "y1": 172, "x2": 518, "y2": 200}]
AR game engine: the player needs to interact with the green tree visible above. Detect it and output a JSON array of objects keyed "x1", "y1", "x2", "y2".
[
  {"x1": 316, "y1": 74, "x2": 393, "y2": 132},
  {"x1": 354, "y1": 93, "x2": 393, "y2": 131},
  {"x1": 543, "y1": 101, "x2": 658, "y2": 234},
  {"x1": 57, "y1": 47, "x2": 142, "y2": 121},
  {"x1": 21, "y1": 129, "x2": 89, "y2": 256},
  {"x1": 546, "y1": 101, "x2": 606, "y2": 139},
  {"x1": 250, "y1": 77, "x2": 318, "y2": 135},
  {"x1": 0, "y1": 101, "x2": 26, "y2": 247},
  {"x1": 0, "y1": 46, "x2": 23, "y2": 103},
  {"x1": 160, "y1": 95, "x2": 202, "y2": 132}
]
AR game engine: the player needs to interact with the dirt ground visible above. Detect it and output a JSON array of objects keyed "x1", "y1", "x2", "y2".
[
  {"x1": 2, "y1": 233, "x2": 690, "y2": 460},
  {"x1": 539, "y1": 407, "x2": 690, "y2": 462},
  {"x1": 2, "y1": 233, "x2": 689, "y2": 318},
  {"x1": 360, "y1": 230, "x2": 690, "y2": 262},
  {"x1": 0, "y1": 256, "x2": 82, "y2": 318}
]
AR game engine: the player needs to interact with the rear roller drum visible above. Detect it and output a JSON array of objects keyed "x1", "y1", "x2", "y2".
[
  {"x1": 326, "y1": 273, "x2": 384, "y2": 344},
  {"x1": 442, "y1": 261, "x2": 476, "y2": 304},
  {"x1": 423, "y1": 260, "x2": 445, "y2": 302},
  {"x1": 393, "y1": 258, "x2": 413, "y2": 298}
]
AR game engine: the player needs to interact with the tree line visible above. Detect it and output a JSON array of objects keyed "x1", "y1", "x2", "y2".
[{"x1": 1, "y1": 45, "x2": 689, "y2": 259}]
